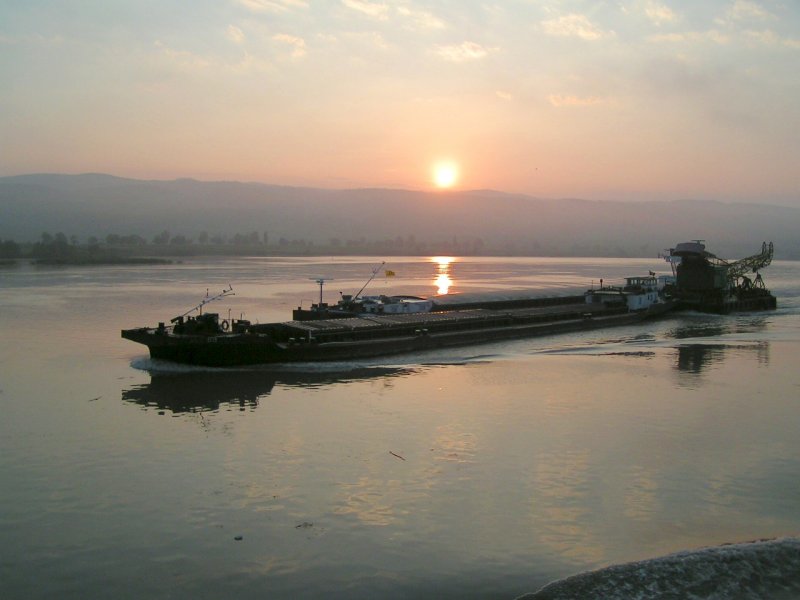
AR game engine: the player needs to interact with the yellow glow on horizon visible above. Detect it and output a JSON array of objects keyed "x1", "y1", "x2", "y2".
[{"x1": 432, "y1": 161, "x2": 459, "y2": 189}]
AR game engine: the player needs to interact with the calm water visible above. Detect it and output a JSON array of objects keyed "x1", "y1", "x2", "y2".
[{"x1": 1, "y1": 256, "x2": 799, "y2": 599}]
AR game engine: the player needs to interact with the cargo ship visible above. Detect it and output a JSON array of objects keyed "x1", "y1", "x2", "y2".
[
  {"x1": 121, "y1": 241, "x2": 777, "y2": 367},
  {"x1": 122, "y1": 274, "x2": 674, "y2": 367}
]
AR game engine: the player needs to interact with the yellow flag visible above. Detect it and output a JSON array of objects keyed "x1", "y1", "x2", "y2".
[{"x1": 385, "y1": 270, "x2": 396, "y2": 277}]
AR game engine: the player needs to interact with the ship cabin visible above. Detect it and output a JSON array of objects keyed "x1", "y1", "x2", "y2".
[
  {"x1": 622, "y1": 276, "x2": 660, "y2": 311},
  {"x1": 585, "y1": 276, "x2": 661, "y2": 312},
  {"x1": 359, "y1": 295, "x2": 434, "y2": 315}
]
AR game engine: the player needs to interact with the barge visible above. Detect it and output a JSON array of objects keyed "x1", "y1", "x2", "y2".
[{"x1": 122, "y1": 275, "x2": 674, "y2": 367}]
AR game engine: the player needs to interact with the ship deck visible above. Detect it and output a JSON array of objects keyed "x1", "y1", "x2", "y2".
[{"x1": 254, "y1": 301, "x2": 623, "y2": 343}]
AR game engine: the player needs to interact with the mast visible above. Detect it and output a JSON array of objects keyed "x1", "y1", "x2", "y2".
[
  {"x1": 171, "y1": 285, "x2": 234, "y2": 322},
  {"x1": 353, "y1": 261, "x2": 386, "y2": 300}
]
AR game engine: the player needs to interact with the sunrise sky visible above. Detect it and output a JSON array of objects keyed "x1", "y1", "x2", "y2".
[{"x1": 1, "y1": 1, "x2": 798, "y2": 204}]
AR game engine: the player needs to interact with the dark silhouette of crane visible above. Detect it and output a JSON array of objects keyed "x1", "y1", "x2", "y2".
[
  {"x1": 725, "y1": 241, "x2": 773, "y2": 289},
  {"x1": 665, "y1": 241, "x2": 776, "y2": 313}
]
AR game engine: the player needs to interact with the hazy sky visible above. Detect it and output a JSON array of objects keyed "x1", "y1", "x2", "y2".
[{"x1": 1, "y1": 1, "x2": 798, "y2": 203}]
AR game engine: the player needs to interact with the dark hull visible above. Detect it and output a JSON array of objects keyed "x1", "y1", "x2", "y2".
[
  {"x1": 677, "y1": 291, "x2": 777, "y2": 314},
  {"x1": 122, "y1": 302, "x2": 673, "y2": 367}
]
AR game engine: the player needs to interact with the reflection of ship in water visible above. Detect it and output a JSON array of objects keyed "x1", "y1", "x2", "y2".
[
  {"x1": 668, "y1": 315, "x2": 770, "y2": 342},
  {"x1": 676, "y1": 342, "x2": 770, "y2": 374},
  {"x1": 122, "y1": 366, "x2": 412, "y2": 414},
  {"x1": 670, "y1": 319, "x2": 771, "y2": 375},
  {"x1": 676, "y1": 344, "x2": 729, "y2": 374},
  {"x1": 669, "y1": 322, "x2": 730, "y2": 340}
]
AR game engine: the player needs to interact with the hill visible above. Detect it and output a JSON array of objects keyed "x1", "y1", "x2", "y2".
[{"x1": 1, "y1": 173, "x2": 798, "y2": 258}]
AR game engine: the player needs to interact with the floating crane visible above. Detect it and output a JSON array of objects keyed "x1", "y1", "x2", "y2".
[{"x1": 665, "y1": 241, "x2": 776, "y2": 313}]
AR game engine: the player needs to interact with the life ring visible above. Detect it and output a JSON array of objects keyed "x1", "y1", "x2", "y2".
[{"x1": 221, "y1": 319, "x2": 230, "y2": 331}]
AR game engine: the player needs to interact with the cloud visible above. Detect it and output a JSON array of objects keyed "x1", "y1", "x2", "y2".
[
  {"x1": 649, "y1": 25, "x2": 800, "y2": 49},
  {"x1": 231, "y1": 50, "x2": 273, "y2": 74},
  {"x1": 237, "y1": 0, "x2": 307, "y2": 12},
  {"x1": 396, "y1": 6, "x2": 445, "y2": 30},
  {"x1": 728, "y1": 0, "x2": 773, "y2": 22},
  {"x1": 0, "y1": 33, "x2": 65, "y2": 46},
  {"x1": 648, "y1": 29, "x2": 730, "y2": 44},
  {"x1": 341, "y1": 0, "x2": 389, "y2": 20},
  {"x1": 154, "y1": 39, "x2": 273, "y2": 75},
  {"x1": 742, "y1": 29, "x2": 800, "y2": 49},
  {"x1": 344, "y1": 31, "x2": 389, "y2": 50},
  {"x1": 548, "y1": 94, "x2": 605, "y2": 107},
  {"x1": 340, "y1": 2, "x2": 444, "y2": 29},
  {"x1": 743, "y1": 29, "x2": 780, "y2": 45},
  {"x1": 541, "y1": 14, "x2": 614, "y2": 40},
  {"x1": 227, "y1": 25, "x2": 246, "y2": 44},
  {"x1": 273, "y1": 33, "x2": 306, "y2": 58},
  {"x1": 644, "y1": 1, "x2": 678, "y2": 26},
  {"x1": 435, "y1": 41, "x2": 496, "y2": 62},
  {"x1": 154, "y1": 41, "x2": 214, "y2": 70},
  {"x1": 496, "y1": 90, "x2": 513, "y2": 101},
  {"x1": 637, "y1": 55, "x2": 723, "y2": 97}
]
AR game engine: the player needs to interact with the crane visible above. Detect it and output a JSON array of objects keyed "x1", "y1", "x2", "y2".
[
  {"x1": 664, "y1": 240, "x2": 776, "y2": 312},
  {"x1": 725, "y1": 241, "x2": 773, "y2": 289}
]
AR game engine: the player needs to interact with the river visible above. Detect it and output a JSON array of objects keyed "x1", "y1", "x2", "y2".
[{"x1": 1, "y1": 256, "x2": 799, "y2": 599}]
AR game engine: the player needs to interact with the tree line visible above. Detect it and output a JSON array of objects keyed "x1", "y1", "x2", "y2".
[{"x1": 0, "y1": 230, "x2": 488, "y2": 259}]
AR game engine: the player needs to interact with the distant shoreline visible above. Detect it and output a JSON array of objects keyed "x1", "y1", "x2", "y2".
[
  {"x1": 0, "y1": 253, "x2": 797, "y2": 267},
  {"x1": 27, "y1": 257, "x2": 173, "y2": 266},
  {"x1": 0, "y1": 257, "x2": 176, "y2": 267}
]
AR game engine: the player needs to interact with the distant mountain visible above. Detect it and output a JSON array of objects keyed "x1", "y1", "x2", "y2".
[{"x1": 1, "y1": 173, "x2": 799, "y2": 258}]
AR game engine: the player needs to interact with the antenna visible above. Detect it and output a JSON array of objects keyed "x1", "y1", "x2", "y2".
[{"x1": 310, "y1": 277, "x2": 333, "y2": 306}]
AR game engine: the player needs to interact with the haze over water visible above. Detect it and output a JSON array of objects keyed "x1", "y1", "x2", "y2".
[{"x1": 2, "y1": 256, "x2": 799, "y2": 598}]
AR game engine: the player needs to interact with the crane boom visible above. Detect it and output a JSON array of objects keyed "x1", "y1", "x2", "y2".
[{"x1": 726, "y1": 241, "x2": 773, "y2": 283}]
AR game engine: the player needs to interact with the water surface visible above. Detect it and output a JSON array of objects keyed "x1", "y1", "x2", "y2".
[{"x1": 1, "y1": 256, "x2": 799, "y2": 598}]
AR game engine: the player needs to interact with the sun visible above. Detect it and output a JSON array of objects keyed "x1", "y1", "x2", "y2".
[{"x1": 432, "y1": 161, "x2": 459, "y2": 189}]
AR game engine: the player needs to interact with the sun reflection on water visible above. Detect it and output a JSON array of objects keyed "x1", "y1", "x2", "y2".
[{"x1": 432, "y1": 256, "x2": 455, "y2": 295}]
